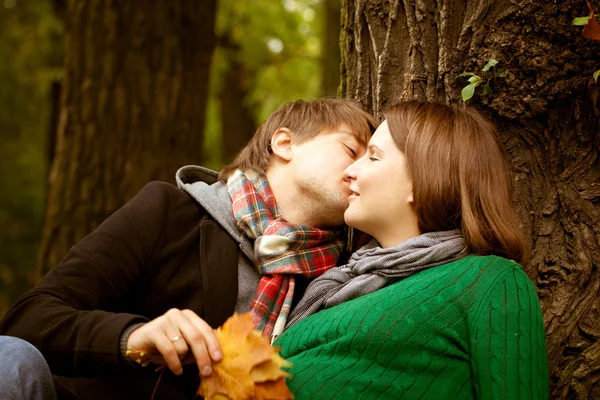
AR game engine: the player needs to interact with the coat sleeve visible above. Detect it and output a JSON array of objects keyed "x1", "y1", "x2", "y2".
[
  {"x1": 470, "y1": 264, "x2": 549, "y2": 399},
  {"x1": 0, "y1": 181, "x2": 181, "y2": 376}
]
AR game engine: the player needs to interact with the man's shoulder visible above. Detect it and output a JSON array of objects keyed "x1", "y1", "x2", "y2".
[
  {"x1": 141, "y1": 180, "x2": 184, "y2": 197},
  {"x1": 124, "y1": 181, "x2": 206, "y2": 224},
  {"x1": 136, "y1": 181, "x2": 193, "y2": 205}
]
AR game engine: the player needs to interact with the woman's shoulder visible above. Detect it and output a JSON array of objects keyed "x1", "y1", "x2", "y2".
[
  {"x1": 444, "y1": 254, "x2": 534, "y2": 294},
  {"x1": 459, "y1": 254, "x2": 525, "y2": 275},
  {"x1": 457, "y1": 255, "x2": 537, "y2": 300}
]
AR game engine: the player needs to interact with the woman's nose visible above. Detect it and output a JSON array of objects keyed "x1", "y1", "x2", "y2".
[{"x1": 343, "y1": 159, "x2": 359, "y2": 182}]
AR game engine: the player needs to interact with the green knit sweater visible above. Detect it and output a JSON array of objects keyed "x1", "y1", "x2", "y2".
[{"x1": 276, "y1": 255, "x2": 548, "y2": 399}]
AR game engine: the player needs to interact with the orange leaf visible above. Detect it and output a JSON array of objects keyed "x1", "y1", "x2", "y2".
[
  {"x1": 250, "y1": 357, "x2": 291, "y2": 383},
  {"x1": 255, "y1": 377, "x2": 295, "y2": 400},
  {"x1": 124, "y1": 348, "x2": 154, "y2": 367},
  {"x1": 583, "y1": 1, "x2": 600, "y2": 42},
  {"x1": 198, "y1": 313, "x2": 294, "y2": 400}
]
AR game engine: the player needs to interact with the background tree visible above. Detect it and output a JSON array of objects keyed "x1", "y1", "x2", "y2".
[
  {"x1": 341, "y1": 0, "x2": 599, "y2": 398},
  {"x1": 204, "y1": 0, "x2": 324, "y2": 168},
  {"x1": 36, "y1": 0, "x2": 218, "y2": 275},
  {"x1": 322, "y1": 0, "x2": 342, "y2": 96},
  {"x1": 0, "y1": 0, "x2": 329, "y2": 315},
  {"x1": 0, "y1": 0, "x2": 62, "y2": 312}
]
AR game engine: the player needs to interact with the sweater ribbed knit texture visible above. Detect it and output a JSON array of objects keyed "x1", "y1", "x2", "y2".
[{"x1": 276, "y1": 255, "x2": 549, "y2": 399}]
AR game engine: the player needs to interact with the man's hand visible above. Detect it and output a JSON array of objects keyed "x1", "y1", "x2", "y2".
[{"x1": 126, "y1": 309, "x2": 222, "y2": 376}]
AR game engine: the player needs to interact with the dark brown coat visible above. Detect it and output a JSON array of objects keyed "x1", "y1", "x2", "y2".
[{"x1": 0, "y1": 181, "x2": 240, "y2": 399}]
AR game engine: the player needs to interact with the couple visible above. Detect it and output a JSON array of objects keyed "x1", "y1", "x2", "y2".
[{"x1": 0, "y1": 99, "x2": 548, "y2": 399}]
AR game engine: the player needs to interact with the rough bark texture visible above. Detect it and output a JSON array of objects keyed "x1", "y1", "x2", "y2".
[
  {"x1": 341, "y1": 0, "x2": 600, "y2": 398},
  {"x1": 37, "y1": 0, "x2": 217, "y2": 276}
]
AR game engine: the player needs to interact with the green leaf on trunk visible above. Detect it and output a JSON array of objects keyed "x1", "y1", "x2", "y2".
[
  {"x1": 462, "y1": 83, "x2": 477, "y2": 101},
  {"x1": 594, "y1": 69, "x2": 600, "y2": 83},
  {"x1": 456, "y1": 72, "x2": 477, "y2": 80},
  {"x1": 482, "y1": 59, "x2": 499, "y2": 72},
  {"x1": 468, "y1": 75, "x2": 484, "y2": 84},
  {"x1": 496, "y1": 70, "x2": 507, "y2": 78},
  {"x1": 573, "y1": 16, "x2": 591, "y2": 25},
  {"x1": 483, "y1": 83, "x2": 493, "y2": 94}
]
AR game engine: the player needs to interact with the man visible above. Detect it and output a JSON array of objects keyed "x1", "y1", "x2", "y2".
[{"x1": 0, "y1": 98, "x2": 376, "y2": 399}]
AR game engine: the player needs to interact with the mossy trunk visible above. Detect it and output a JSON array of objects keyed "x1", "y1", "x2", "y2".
[
  {"x1": 37, "y1": 0, "x2": 217, "y2": 276},
  {"x1": 341, "y1": 0, "x2": 600, "y2": 398}
]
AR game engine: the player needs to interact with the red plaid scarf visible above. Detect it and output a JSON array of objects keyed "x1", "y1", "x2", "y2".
[{"x1": 227, "y1": 170, "x2": 344, "y2": 340}]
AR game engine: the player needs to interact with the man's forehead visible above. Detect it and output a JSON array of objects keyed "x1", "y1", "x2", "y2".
[{"x1": 322, "y1": 125, "x2": 369, "y2": 147}]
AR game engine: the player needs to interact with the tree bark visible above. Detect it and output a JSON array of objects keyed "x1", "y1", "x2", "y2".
[
  {"x1": 37, "y1": 0, "x2": 217, "y2": 275},
  {"x1": 341, "y1": 0, "x2": 600, "y2": 398}
]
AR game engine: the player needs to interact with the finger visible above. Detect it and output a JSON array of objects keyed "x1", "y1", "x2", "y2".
[
  {"x1": 150, "y1": 331, "x2": 184, "y2": 376},
  {"x1": 182, "y1": 309, "x2": 223, "y2": 361},
  {"x1": 166, "y1": 331, "x2": 189, "y2": 360},
  {"x1": 175, "y1": 313, "x2": 214, "y2": 376}
]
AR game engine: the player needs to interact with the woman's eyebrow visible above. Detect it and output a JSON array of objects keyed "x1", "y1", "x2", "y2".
[{"x1": 369, "y1": 144, "x2": 383, "y2": 154}]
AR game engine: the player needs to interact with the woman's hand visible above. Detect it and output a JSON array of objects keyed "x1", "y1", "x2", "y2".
[{"x1": 126, "y1": 308, "x2": 223, "y2": 376}]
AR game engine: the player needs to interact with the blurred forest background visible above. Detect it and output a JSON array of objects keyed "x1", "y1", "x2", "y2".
[
  {"x1": 0, "y1": 0, "x2": 341, "y2": 315},
  {"x1": 1, "y1": 0, "x2": 598, "y2": 396}
]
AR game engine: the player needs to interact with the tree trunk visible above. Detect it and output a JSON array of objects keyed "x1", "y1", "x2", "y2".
[
  {"x1": 322, "y1": 0, "x2": 342, "y2": 97},
  {"x1": 219, "y1": 45, "x2": 256, "y2": 164},
  {"x1": 341, "y1": 0, "x2": 600, "y2": 398},
  {"x1": 37, "y1": 0, "x2": 217, "y2": 276}
]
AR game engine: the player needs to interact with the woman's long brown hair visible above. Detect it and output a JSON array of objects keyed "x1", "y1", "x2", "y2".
[{"x1": 384, "y1": 101, "x2": 526, "y2": 264}]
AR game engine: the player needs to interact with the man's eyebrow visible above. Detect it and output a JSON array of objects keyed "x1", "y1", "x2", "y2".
[{"x1": 341, "y1": 132, "x2": 367, "y2": 148}]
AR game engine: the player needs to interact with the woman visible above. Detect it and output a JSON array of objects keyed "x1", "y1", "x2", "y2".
[{"x1": 275, "y1": 101, "x2": 549, "y2": 399}]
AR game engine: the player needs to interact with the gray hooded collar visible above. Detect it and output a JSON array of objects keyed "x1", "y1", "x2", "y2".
[{"x1": 175, "y1": 165, "x2": 254, "y2": 261}]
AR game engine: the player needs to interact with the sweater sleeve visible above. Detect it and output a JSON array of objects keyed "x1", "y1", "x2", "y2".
[
  {"x1": 470, "y1": 263, "x2": 549, "y2": 400},
  {"x1": 0, "y1": 181, "x2": 177, "y2": 376}
]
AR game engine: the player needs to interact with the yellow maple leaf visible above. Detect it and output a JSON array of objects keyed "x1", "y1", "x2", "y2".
[
  {"x1": 124, "y1": 348, "x2": 154, "y2": 367},
  {"x1": 198, "y1": 313, "x2": 294, "y2": 400},
  {"x1": 255, "y1": 377, "x2": 295, "y2": 400}
]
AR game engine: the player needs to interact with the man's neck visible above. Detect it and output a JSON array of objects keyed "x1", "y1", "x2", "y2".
[{"x1": 265, "y1": 168, "x2": 312, "y2": 227}]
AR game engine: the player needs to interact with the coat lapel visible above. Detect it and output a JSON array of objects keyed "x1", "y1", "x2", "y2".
[{"x1": 198, "y1": 219, "x2": 239, "y2": 328}]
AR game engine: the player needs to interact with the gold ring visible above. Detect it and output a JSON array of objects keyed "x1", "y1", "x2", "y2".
[{"x1": 170, "y1": 335, "x2": 181, "y2": 342}]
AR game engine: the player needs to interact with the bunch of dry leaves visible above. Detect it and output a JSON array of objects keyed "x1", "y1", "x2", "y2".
[
  {"x1": 127, "y1": 313, "x2": 294, "y2": 400},
  {"x1": 198, "y1": 313, "x2": 294, "y2": 400}
]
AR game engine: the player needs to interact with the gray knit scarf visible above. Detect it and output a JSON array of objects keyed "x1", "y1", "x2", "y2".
[{"x1": 285, "y1": 229, "x2": 467, "y2": 329}]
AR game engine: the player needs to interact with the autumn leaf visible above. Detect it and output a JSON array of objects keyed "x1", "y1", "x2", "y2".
[
  {"x1": 255, "y1": 377, "x2": 295, "y2": 400},
  {"x1": 125, "y1": 348, "x2": 154, "y2": 367},
  {"x1": 198, "y1": 313, "x2": 293, "y2": 400},
  {"x1": 583, "y1": 0, "x2": 600, "y2": 42}
]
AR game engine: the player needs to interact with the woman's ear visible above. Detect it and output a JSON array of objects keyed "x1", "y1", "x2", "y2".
[
  {"x1": 407, "y1": 184, "x2": 414, "y2": 204},
  {"x1": 270, "y1": 128, "x2": 294, "y2": 162}
]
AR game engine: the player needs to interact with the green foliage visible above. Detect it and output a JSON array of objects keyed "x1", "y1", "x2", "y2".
[
  {"x1": 457, "y1": 59, "x2": 506, "y2": 101},
  {"x1": 572, "y1": 16, "x2": 591, "y2": 25},
  {"x1": 203, "y1": 0, "x2": 323, "y2": 168},
  {"x1": 594, "y1": 69, "x2": 600, "y2": 83},
  {"x1": 0, "y1": 0, "x2": 63, "y2": 315}
]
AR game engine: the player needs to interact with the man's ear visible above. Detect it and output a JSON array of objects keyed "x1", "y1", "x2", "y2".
[{"x1": 270, "y1": 128, "x2": 294, "y2": 162}]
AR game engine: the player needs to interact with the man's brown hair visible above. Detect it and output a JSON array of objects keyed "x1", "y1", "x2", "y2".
[
  {"x1": 384, "y1": 101, "x2": 526, "y2": 264},
  {"x1": 219, "y1": 98, "x2": 378, "y2": 181}
]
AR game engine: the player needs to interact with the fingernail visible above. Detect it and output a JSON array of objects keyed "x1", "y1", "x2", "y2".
[
  {"x1": 213, "y1": 350, "x2": 222, "y2": 360},
  {"x1": 201, "y1": 365, "x2": 212, "y2": 376}
]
